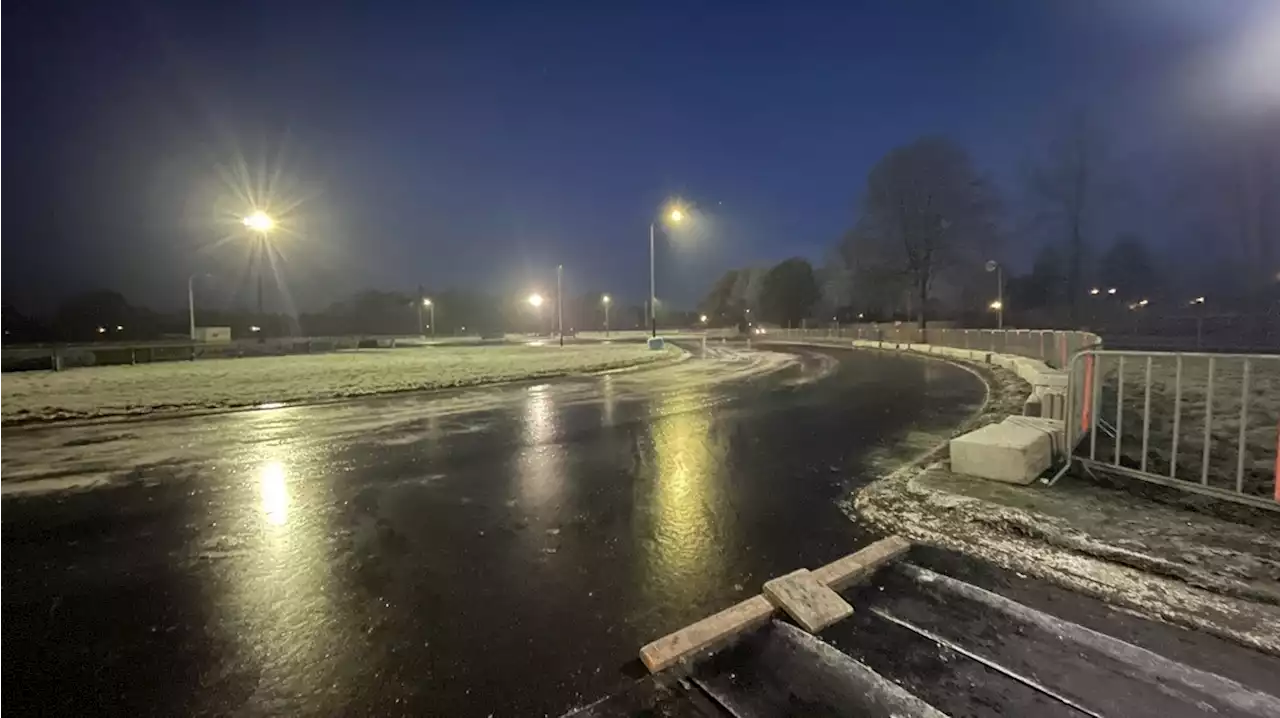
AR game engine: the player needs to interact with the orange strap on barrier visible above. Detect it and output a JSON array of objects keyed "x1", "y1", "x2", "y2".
[{"x1": 1081, "y1": 355, "x2": 1094, "y2": 433}]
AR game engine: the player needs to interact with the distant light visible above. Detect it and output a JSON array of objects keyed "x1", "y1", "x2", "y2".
[
  {"x1": 858, "y1": 313, "x2": 864, "y2": 319},
  {"x1": 423, "y1": 298, "x2": 432, "y2": 306},
  {"x1": 1191, "y1": 296, "x2": 1206, "y2": 305},
  {"x1": 1090, "y1": 288, "x2": 1100, "y2": 295},
  {"x1": 989, "y1": 300, "x2": 1003, "y2": 310},
  {"x1": 1107, "y1": 287, "x2": 1117, "y2": 295},
  {"x1": 528, "y1": 293, "x2": 544, "y2": 307},
  {"x1": 461, "y1": 326, "x2": 466, "y2": 332},
  {"x1": 97, "y1": 326, "x2": 106, "y2": 334},
  {"x1": 242, "y1": 211, "x2": 275, "y2": 233},
  {"x1": 602, "y1": 294, "x2": 611, "y2": 304},
  {"x1": 250, "y1": 325, "x2": 261, "y2": 332},
  {"x1": 699, "y1": 314, "x2": 708, "y2": 323},
  {"x1": 115, "y1": 325, "x2": 123, "y2": 331},
  {"x1": 1138, "y1": 299, "x2": 1149, "y2": 307},
  {"x1": 669, "y1": 209, "x2": 684, "y2": 223}
]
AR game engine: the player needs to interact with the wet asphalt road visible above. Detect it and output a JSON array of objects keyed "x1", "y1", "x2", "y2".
[{"x1": 2, "y1": 343, "x2": 985, "y2": 717}]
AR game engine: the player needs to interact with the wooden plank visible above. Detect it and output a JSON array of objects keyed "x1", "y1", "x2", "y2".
[
  {"x1": 638, "y1": 536, "x2": 912, "y2": 673},
  {"x1": 812, "y1": 536, "x2": 912, "y2": 591},
  {"x1": 763, "y1": 569, "x2": 854, "y2": 633},
  {"x1": 639, "y1": 595, "x2": 775, "y2": 673}
]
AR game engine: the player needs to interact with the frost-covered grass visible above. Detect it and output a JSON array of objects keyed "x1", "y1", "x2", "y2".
[
  {"x1": 2, "y1": 344, "x2": 677, "y2": 423},
  {"x1": 1092, "y1": 354, "x2": 1280, "y2": 499}
]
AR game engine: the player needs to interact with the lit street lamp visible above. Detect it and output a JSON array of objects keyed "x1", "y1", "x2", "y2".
[
  {"x1": 421, "y1": 297, "x2": 435, "y2": 338},
  {"x1": 985, "y1": 260, "x2": 1003, "y2": 329},
  {"x1": 528, "y1": 293, "x2": 544, "y2": 307},
  {"x1": 242, "y1": 210, "x2": 276, "y2": 338},
  {"x1": 1089, "y1": 287, "x2": 1100, "y2": 296},
  {"x1": 602, "y1": 294, "x2": 611, "y2": 337},
  {"x1": 1107, "y1": 287, "x2": 1117, "y2": 295},
  {"x1": 650, "y1": 204, "x2": 686, "y2": 338}
]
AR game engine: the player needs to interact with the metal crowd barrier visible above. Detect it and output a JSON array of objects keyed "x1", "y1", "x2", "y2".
[{"x1": 1061, "y1": 349, "x2": 1280, "y2": 510}]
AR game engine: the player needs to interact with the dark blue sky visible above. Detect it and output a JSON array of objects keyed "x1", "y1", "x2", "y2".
[{"x1": 4, "y1": 0, "x2": 1274, "y2": 312}]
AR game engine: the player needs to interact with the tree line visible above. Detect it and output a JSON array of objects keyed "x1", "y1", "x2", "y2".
[
  {"x1": 2, "y1": 288, "x2": 703, "y2": 344},
  {"x1": 700, "y1": 115, "x2": 1278, "y2": 330}
]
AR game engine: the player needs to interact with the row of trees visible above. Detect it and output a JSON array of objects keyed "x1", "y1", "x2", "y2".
[
  {"x1": 701, "y1": 113, "x2": 1278, "y2": 329},
  {"x1": 2, "y1": 287, "x2": 706, "y2": 344}
]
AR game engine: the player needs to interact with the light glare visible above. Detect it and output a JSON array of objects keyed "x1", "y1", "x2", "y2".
[{"x1": 242, "y1": 211, "x2": 275, "y2": 232}]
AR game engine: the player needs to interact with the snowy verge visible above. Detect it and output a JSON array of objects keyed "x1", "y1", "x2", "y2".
[
  {"x1": 2, "y1": 344, "x2": 679, "y2": 424},
  {"x1": 835, "y1": 347, "x2": 1280, "y2": 655}
]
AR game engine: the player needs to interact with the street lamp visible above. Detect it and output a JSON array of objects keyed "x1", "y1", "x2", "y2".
[
  {"x1": 1107, "y1": 287, "x2": 1117, "y2": 295},
  {"x1": 422, "y1": 298, "x2": 435, "y2": 338},
  {"x1": 700, "y1": 314, "x2": 708, "y2": 323},
  {"x1": 242, "y1": 210, "x2": 275, "y2": 337},
  {"x1": 188, "y1": 272, "x2": 212, "y2": 341},
  {"x1": 528, "y1": 293, "x2": 544, "y2": 307},
  {"x1": 602, "y1": 294, "x2": 611, "y2": 336},
  {"x1": 1090, "y1": 287, "x2": 1100, "y2": 296},
  {"x1": 242, "y1": 211, "x2": 275, "y2": 233},
  {"x1": 649, "y1": 203, "x2": 687, "y2": 338},
  {"x1": 985, "y1": 260, "x2": 1003, "y2": 329}
]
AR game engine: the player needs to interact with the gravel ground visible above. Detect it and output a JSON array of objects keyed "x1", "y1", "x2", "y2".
[
  {"x1": 1087, "y1": 354, "x2": 1280, "y2": 500},
  {"x1": 1, "y1": 344, "x2": 678, "y2": 424}
]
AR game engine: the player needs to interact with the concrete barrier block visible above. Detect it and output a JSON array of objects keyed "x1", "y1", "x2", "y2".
[
  {"x1": 1002, "y1": 415, "x2": 1066, "y2": 460},
  {"x1": 1042, "y1": 390, "x2": 1067, "y2": 420},
  {"x1": 950, "y1": 422, "x2": 1052, "y2": 484},
  {"x1": 1034, "y1": 370, "x2": 1068, "y2": 391}
]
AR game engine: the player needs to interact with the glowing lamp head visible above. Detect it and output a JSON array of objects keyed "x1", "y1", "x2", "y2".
[
  {"x1": 242, "y1": 211, "x2": 275, "y2": 233},
  {"x1": 528, "y1": 293, "x2": 544, "y2": 308}
]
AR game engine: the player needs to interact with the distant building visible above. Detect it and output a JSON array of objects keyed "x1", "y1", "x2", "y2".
[{"x1": 194, "y1": 326, "x2": 231, "y2": 343}]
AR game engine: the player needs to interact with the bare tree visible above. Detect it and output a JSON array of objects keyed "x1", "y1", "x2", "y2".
[
  {"x1": 844, "y1": 137, "x2": 998, "y2": 329},
  {"x1": 1026, "y1": 115, "x2": 1106, "y2": 322}
]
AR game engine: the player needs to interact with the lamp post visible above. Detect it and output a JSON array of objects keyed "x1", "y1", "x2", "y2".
[
  {"x1": 242, "y1": 211, "x2": 275, "y2": 338},
  {"x1": 650, "y1": 206, "x2": 685, "y2": 338},
  {"x1": 422, "y1": 298, "x2": 434, "y2": 338},
  {"x1": 187, "y1": 272, "x2": 213, "y2": 341},
  {"x1": 983, "y1": 258, "x2": 1003, "y2": 330},
  {"x1": 528, "y1": 292, "x2": 545, "y2": 335},
  {"x1": 557, "y1": 264, "x2": 564, "y2": 347},
  {"x1": 602, "y1": 294, "x2": 611, "y2": 337}
]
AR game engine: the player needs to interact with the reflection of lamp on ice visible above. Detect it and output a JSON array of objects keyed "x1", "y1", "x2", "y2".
[{"x1": 260, "y1": 461, "x2": 289, "y2": 526}]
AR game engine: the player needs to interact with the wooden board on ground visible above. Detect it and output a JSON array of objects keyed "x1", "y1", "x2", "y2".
[
  {"x1": 762, "y1": 569, "x2": 854, "y2": 633},
  {"x1": 813, "y1": 535, "x2": 912, "y2": 591},
  {"x1": 638, "y1": 536, "x2": 912, "y2": 674},
  {"x1": 639, "y1": 595, "x2": 775, "y2": 674}
]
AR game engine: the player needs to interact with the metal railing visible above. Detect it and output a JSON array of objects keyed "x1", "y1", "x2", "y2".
[
  {"x1": 1061, "y1": 348, "x2": 1280, "y2": 510},
  {"x1": 772, "y1": 325, "x2": 1099, "y2": 370}
]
